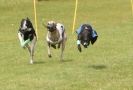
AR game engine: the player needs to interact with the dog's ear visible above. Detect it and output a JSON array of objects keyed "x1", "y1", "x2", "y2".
[
  {"x1": 78, "y1": 44, "x2": 82, "y2": 52},
  {"x1": 91, "y1": 36, "x2": 98, "y2": 44},
  {"x1": 91, "y1": 30, "x2": 98, "y2": 44}
]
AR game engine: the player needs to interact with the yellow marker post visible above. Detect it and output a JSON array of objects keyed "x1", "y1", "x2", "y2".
[
  {"x1": 33, "y1": 0, "x2": 38, "y2": 38},
  {"x1": 72, "y1": 0, "x2": 78, "y2": 33},
  {"x1": 131, "y1": 0, "x2": 133, "y2": 15}
]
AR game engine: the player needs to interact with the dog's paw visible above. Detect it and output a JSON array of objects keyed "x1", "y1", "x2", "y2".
[
  {"x1": 78, "y1": 45, "x2": 82, "y2": 52},
  {"x1": 48, "y1": 54, "x2": 52, "y2": 58},
  {"x1": 30, "y1": 60, "x2": 34, "y2": 64}
]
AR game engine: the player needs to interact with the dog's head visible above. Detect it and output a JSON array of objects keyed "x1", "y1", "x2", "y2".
[
  {"x1": 80, "y1": 24, "x2": 92, "y2": 48},
  {"x1": 46, "y1": 21, "x2": 57, "y2": 32},
  {"x1": 20, "y1": 17, "x2": 33, "y2": 32},
  {"x1": 77, "y1": 24, "x2": 93, "y2": 52},
  {"x1": 19, "y1": 17, "x2": 35, "y2": 41}
]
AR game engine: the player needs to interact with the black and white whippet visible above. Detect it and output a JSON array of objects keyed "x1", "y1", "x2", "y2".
[
  {"x1": 44, "y1": 21, "x2": 67, "y2": 61},
  {"x1": 18, "y1": 17, "x2": 37, "y2": 64}
]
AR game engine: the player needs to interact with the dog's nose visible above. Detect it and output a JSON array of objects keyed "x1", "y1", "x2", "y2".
[
  {"x1": 84, "y1": 45, "x2": 88, "y2": 48},
  {"x1": 84, "y1": 42, "x2": 88, "y2": 46}
]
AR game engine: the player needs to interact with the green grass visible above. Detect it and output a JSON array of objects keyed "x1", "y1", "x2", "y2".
[{"x1": 0, "y1": 0, "x2": 133, "y2": 90}]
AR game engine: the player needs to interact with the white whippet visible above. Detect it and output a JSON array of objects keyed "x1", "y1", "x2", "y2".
[{"x1": 44, "y1": 21, "x2": 67, "y2": 61}]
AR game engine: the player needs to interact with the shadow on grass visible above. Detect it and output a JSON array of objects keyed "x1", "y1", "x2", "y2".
[
  {"x1": 61, "y1": 59, "x2": 73, "y2": 63},
  {"x1": 31, "y1": 59, "x2": 73, "y2": 64},
  {"x1": 88, "y1": 65, "x2": 107, "y2": 70},
  {"x1": 34, "y1": 61, "x2": 45, "y2": 64}
]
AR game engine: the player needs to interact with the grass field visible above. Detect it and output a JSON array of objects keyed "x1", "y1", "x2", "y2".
[{"x1": 0, "y1": 0, "x2": 133, "y2": 90}]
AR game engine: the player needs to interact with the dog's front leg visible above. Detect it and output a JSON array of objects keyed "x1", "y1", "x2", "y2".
[
  {"x1": 47, "y1": 42, "x2": 52, "y2": 58},
  {"x1": 27, "y1": 45, "x2": 33, "y2": 64},
  {"x1": 77, "y1": 35, "x2": 82, "y2": 52},
  {"x1": 77, "y1": 40, "x2": 82, "y2": 52},
  {"x1": 27, "y1": 37, "x2": 37, "y2": 64},
  {"x1": 18, "y1": 32, "x2": 25, "y2": 48},
  {"x1": 78, "y1": 44, "x2": 82, "y2": 52}
]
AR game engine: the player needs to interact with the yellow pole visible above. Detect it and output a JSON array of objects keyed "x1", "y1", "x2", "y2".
[
  {"x1": 72, "y1": 0, "x2": 78, "y2": 33},
  {"x1": 131, "y1": 0, "x2": 133, "y2": 15},
  {"x1": 33, "y1": 0, "x2": 38, "y2": 38}
]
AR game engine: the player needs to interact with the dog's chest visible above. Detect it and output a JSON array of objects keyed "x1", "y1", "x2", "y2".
[{"x1": 49, "y1": 31, "x2": 60, "y2": 42}]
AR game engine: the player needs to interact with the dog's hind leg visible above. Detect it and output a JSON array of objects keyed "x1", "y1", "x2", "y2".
[
  {"x1": 60, "y1": 34, "x2": 67, "y2": 61},
  {"x1": 29, "y1": 37, "x2": 37, "y2": 64},
  {"x1": 60, "y1": 40, "x2": 65, "y2": 61},
  {"x1": 27, "y1": 45, "x2": 32, "y2": 64},
  {"x1": 47, "y1": 42, "x2": 52, "y2": 58}
]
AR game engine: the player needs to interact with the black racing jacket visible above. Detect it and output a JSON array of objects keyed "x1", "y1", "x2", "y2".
[{"x1": 19, "y1": 28, "x2": 36, "y2": 41}]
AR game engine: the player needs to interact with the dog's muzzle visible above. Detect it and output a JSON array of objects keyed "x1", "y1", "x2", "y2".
[
  {"x1": 48, "y1": 28, "x2": 55, "y2": 32},
  {"x1": 47, "y1": 24, "x2": 56, "y2": 32},
  {"x1": 83, "y1": 42, "x2": 88, "y2": 48},
  {"x1": 47, "y1": 25, "x2": 56, "y2": 32},
  {"x1": 83, "y1": 41, "x2": 90, "y2": 48}
]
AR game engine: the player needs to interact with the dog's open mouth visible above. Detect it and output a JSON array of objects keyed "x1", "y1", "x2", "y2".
[{"x1": 84, "y1": 45, "x2": 88, "y2": 48}]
